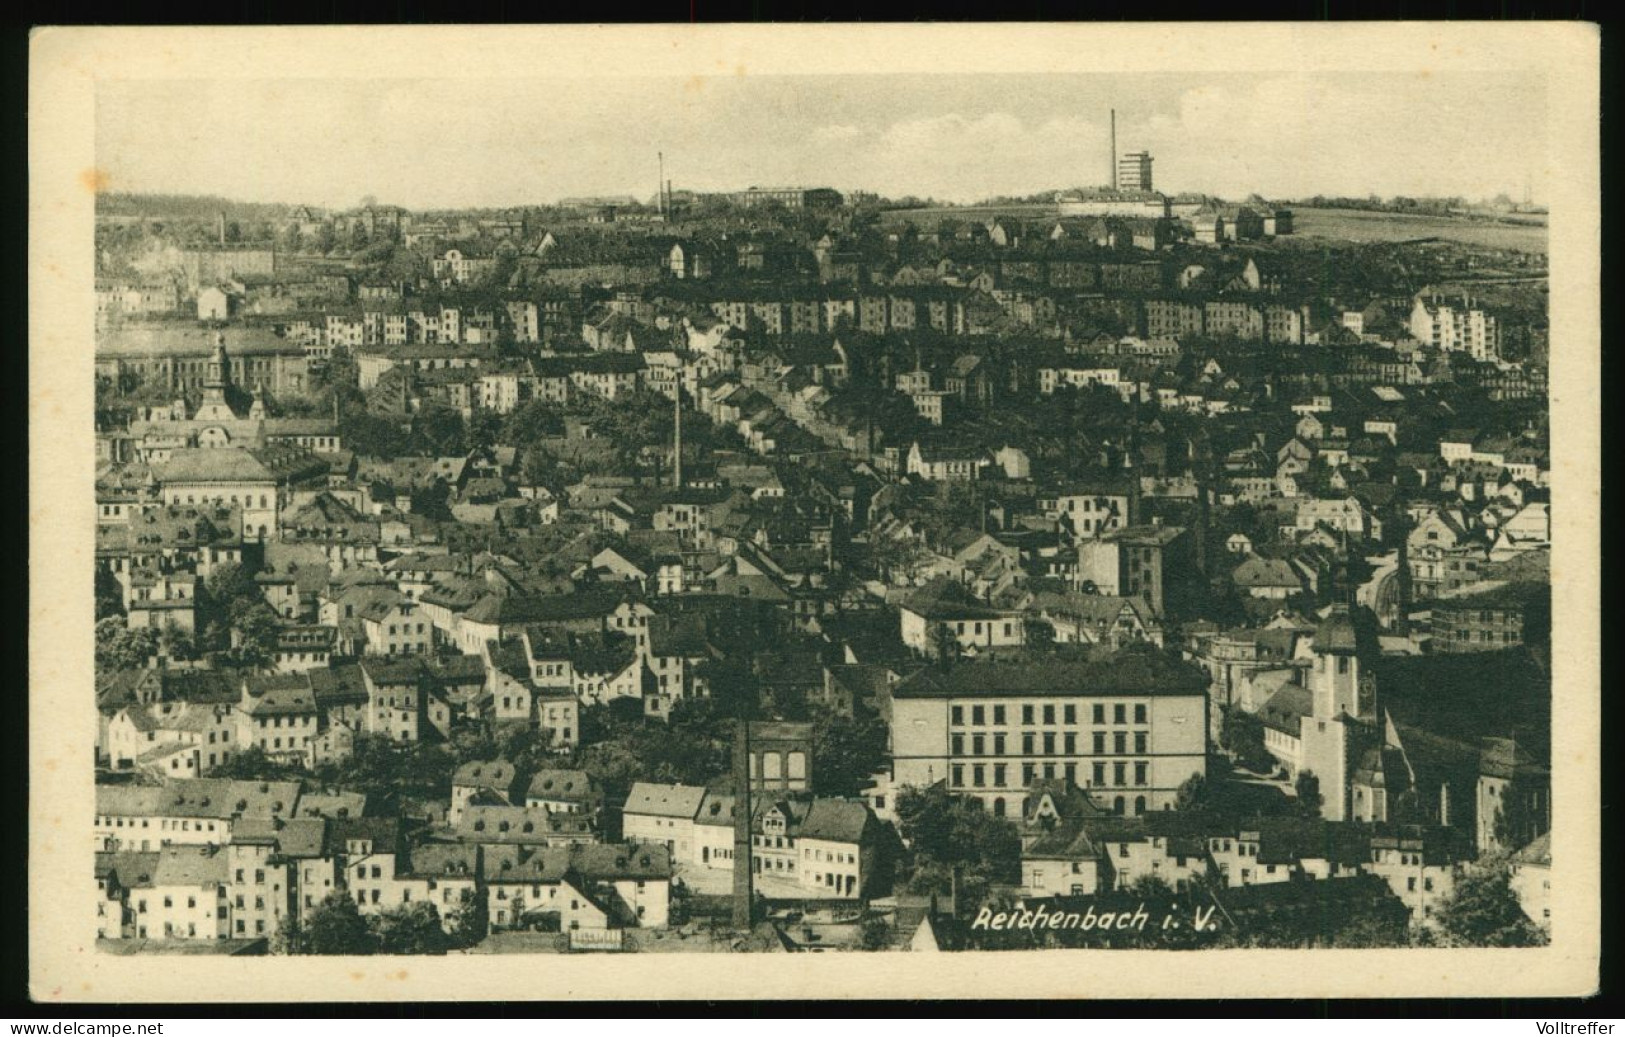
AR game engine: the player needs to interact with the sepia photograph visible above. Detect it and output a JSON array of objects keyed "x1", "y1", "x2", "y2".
[{"x1": 29, "y1": 22, "x2": 1600, "y2": 1002}]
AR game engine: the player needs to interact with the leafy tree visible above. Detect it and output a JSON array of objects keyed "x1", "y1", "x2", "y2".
[
  {"x1": 811, "y1": 711, "x2": 889, "y2": 799},
  {"x1": 895, "y1": 785, "x2": 1021, "y2": 908},
  {"x1": 318, "y1": 734, "x2": 459, "y2": 806},
  {"x1": 1433, "y1": 856, "x2": 1549, "y2": 947},
  {"x1": 341, "y1": 412, "x2": 409, "y2": 459},
  {"x1": 467, "y1": 411, "x2": 504, "y2": 453},
  {"x1": 409, "y1": 406, "x2": 468, "y2": 457},
  {"x1": 300, "y1": 892, "x2": 377, "y2": 955},
  {"x1": 95, "y1": 568, "x2": 125, "y2": 620},
  {"x1": 693, "y1": 656, "x2": 762, "y2": 723},
  {"x1": 160, "y1": 621, "x2": 200, "y2": 662},
  {"x1": 313, "y1": 223, "x2": 337, "y2": 254},
  {"x1": 271, "y1": 913, "x2": 308, "y2": 955},
  {"x1": 1294, "y1": 770, "x2": 1324, "y2": 818},
  {"x1": 1220, "y1": 707, "x2": 1275, "y2": 773},
  {"x1": 502, "y1": 400, "x2": 566, "y2": 446},
  {"x1": 227, "y1": 602, "x2": 283, "y2": 669},
  {"x1": 1175, "y1": 772, "x2": 1208, "y2": 812},
  {"x1": 1022, "y1": 619, "x2": 1056, "y2": 651},
  {"x1": 204, "y1": 562, "x2": 262, "y2": 617},
  {"x1": 206, "y1": 745, "x2": 300, "y2": 782},
  {"x1": 446, "y1": 888, "x2": 490, "y2": 949},
  {"x1": 95, "y1": 616, "x2": 159, "y2": 673},
  {"x1": 372, "y1": 902, "x2": 450, "y2": 955},
  {"x1": 858, "y1": 915, "x2": 893, "y2": 951},
  {"x1": 1127, "y1": 873, "x2": 1175, "y2": 899},
  {"x1": 1326, "y1": 912, "x2": 1409, "y2": 948}
]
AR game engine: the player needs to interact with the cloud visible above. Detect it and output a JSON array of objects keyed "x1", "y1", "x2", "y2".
[{"x1": 96, "y1": 72, "x2": 1547, "y2": 207}]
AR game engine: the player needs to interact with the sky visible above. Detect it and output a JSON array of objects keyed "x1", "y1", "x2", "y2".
[{"x1": 96, "y1": 72, "x2": 1549, "y2": 210}]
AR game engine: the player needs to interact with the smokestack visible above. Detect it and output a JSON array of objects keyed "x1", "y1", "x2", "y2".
[
  {"x1": 658, "y1": 152, "x2": 665, "y2": 214},
  {"x1": 732, "y1": 722, "x2": 755, "y2": 930},
  {"x1": 1110, "y1": 109, "x2": 1117, "y2": 191}
]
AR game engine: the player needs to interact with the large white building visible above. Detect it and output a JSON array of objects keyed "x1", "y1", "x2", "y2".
[
  {"x1": 1057, "y1": 189, "x2": 1170, "y2": 219},
  {"x1": 1117, "y1": 151, "x2": 1154, "y2": 192},
  {"x1": 884, "y1": 651, "x2": 1209, "y2": 818},
  {"x1": 1409, "y1": 296, "x2": 1501, "y2": 361}
]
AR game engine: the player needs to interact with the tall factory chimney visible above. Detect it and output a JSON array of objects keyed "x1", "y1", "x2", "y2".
[
  {"x1": 731, "y1": 722, "x2": 754, "y2": 930},
  {"x1": 658, "y1": 152, "x2": 665, "y2": 214},
  {"x1": 673, "y1": 380, "x2": 683, "y2": 489},
  {"x1": 1110, "y1": 109, "x2": 1118, "y2": 190}
]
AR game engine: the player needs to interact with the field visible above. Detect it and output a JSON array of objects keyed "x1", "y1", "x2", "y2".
[{"x1": 1290, "y1": 207, "x2": 1548, "y2": 253}]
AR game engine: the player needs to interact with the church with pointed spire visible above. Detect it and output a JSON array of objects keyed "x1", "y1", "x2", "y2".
[{"x1": 127, "y1": 331, "x2": 343, "y2": 463}]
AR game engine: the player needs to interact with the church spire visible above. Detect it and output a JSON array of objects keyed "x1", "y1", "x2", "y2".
[{"x1": 205, "y1": 331, "x2": 231, "y2": 392}]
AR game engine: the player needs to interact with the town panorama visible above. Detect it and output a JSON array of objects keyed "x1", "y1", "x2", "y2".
[{"x1": 92, "y1": 161, "x2": 1553, "y2": 954}]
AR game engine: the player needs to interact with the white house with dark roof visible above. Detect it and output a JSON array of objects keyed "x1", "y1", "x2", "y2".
[
  {"x1": 450, "y1": 758, "x2": 522, "y2": 824},
  {"x1": 525, "y1": 769, "x2": 601, "y2": 815},
  {"x1": 620, "y1": 782, "x2": 709, "y2": 863}
]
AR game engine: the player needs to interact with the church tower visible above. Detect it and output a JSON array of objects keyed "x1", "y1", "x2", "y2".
[
  {"x1": 1308, "y1": 604, "x2": 1361, "y2": 721},
  {"x1": 1299, "y1": 603, "x2": 1365, "y2": 822},
  {"x1": 205, "y1": 331, "x2": 231, "y2": 394},
  {"x1": 194, "y1": 331, "x2": 242, "y2": 423}
]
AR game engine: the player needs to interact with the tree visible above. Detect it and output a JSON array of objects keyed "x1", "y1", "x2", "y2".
[
  {"x1": 1294, "y1": 770, "x2": 1324, "y2": 818},
  {"x1": 372, "y1": 902, "x2": 451, "y2": 955},
  {"x1": 409, "y1": 406, "x2": 467, "y2": 457},
  {"x1": 204, "y1": 562, "x2": 262, "y2": 616},
  {"x1": 228, "y1": 602, "x2": 283, "y2": 669},
  {"x1": 300, "y1": 892, "x2": 377, "y2": 955},
  {"x1": 341, "y1": 412, "x2": 409, "y2": 459},
  {"x1": 1326, "y1": 912, "x2": 1409, "y2": 948},
  {"x1": 95, "y1": 616, "x2": 159, "y2": 673},
  {"x1": 501, "y1": 399, "x2": 566, "y2": 446},
  {"x1": 467, "y1": 411, "x2": 504, "y2": 453},
  {"x1": 446, "y1": 888, "x2": 490, "y2": 949},
  {"x1": 1022, "y1": 619, "x2": 1056, "y2": 652},
  {"x1": 160, "y1": 621, "x2": 200, "y2": 662},
  {"x1": 1175, "y1": 772, "x2": 1208, "y2": 812},
  {"x1": 1220, "y1": 706, "x2": 1275, "y2": 773},
  {"x1": 1433, "y1": 856, "x2": 1549, "y2": 947},
  {"x1": 895, "y1": 785, "x2": 1021, "y2": 907},
  {"x1": 95, "y1": 568, "x2": 125, "y2": 620},
  {"x1": 318, "y1": 734, "x2": 459, "y2": 806},
  {"x1": 206, "y1": 745, "x2": 299, "y2": 782},
  {"x1": 1127, "y1": 873, "x2": 1175, "y2": 899},
  {"x1": 811, "y1": 711, "x2": 889, "y2": 799},
  {"x1": 858, "y1": 915, "x2": 894, "y2": 951},
  {"x1": 270, "y1": 912, "x2": 313, "y2": 955}
]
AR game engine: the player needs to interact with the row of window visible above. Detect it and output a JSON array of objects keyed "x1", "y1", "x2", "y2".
[
  {"x1": 254, "y1": 715, "x2": 308, "y2": 728},
  {"x1": 951, "y1": 702, "x2": 1149, "y2": 727},
  {"x1": 951, "y1": 730, "x2": 1149, "y2": 757},
  {"x1": 952, "y1": 760, "x2": 1151, "y2": 789},
  {"x1": 102, "y1": 816, "x2": 218, "y2": 832}
]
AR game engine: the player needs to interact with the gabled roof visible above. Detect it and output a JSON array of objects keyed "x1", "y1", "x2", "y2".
[
  {"x1": 453, "y1": 758, "x2": 518, "y2": 791},
  {"x1": 157, "y1": 448, "x2": 276, "y2": 485},
  {"x1": 798, "y1": 800, "x2": 874, "y2": 845},
  {"x1": 622, "y1": 782, "x2": 706, "y2": 819},
  {"x1": 892, "y1": 648, "x2": 1207, "y2": 699},
  {"x1": 525, "y1": 769, "x2": 596, "y2": 803}
]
